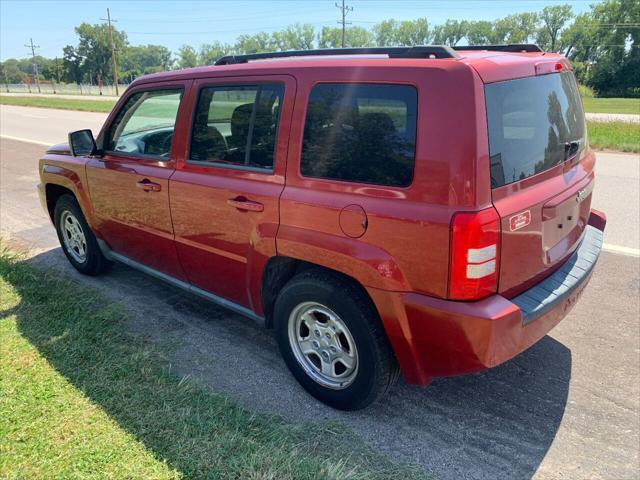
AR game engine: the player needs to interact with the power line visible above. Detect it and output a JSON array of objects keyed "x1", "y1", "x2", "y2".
[
  {"x1": 126, "y1": 21, "x2": 640, "y2": 36},
  {"x1": 127, "y1": 21, "x2": 335, "y2": 36},
  {"x1": 100, "y1": 8, "x2": 120, "y2": 96},
  {"x1": 115, "y1": 8, "x2": 331, "y2": 24},
  {"x1": 24, "y1": 38, "x2": 41, "y2": 93},
  {"x1": 335, "y1": 0, "x2": 353, "y2": 48}
]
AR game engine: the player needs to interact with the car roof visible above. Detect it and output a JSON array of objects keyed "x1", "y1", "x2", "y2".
[{"x1": 131, "y1": 50, "x2": 567, "y2": 87}]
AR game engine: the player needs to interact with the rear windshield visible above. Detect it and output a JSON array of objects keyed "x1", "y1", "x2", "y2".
[{"x1": 486, "y1": 71, "x2": 585, "y2": 188}]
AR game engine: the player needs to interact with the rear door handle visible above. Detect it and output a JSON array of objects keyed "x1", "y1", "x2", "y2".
[
  {"x1": 227, "y1": 197, "x2": 264, "y2": 212},
  {"x1": 136, "y1": 179, "x2": 162, "y2": 192}
]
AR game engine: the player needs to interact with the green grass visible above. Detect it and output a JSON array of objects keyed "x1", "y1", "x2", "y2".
[
  {"x1": 582, "y1": 97, "x2": 640, "y2": 115},
  {"x1": 587, "y1": 120, "x2": 640, "y2": 153},
  {"x1": 0, "y1": 249, "x2": 425, "y2": 480},
  {"x1": 0, "y1": 94, "x2": 116, "y2": 112}
]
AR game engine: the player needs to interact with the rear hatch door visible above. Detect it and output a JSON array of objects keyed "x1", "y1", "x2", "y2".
[{"x1": 485, "y1": 70, "x2": 594, "y2": 297}]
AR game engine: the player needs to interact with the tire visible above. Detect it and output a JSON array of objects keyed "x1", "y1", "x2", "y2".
[
  {"x1": 274, "y1": 269, "x2": 399, "y2": 410},
  {"x1": 54, "y1": 194, "x2": 112, "y2": 276}
]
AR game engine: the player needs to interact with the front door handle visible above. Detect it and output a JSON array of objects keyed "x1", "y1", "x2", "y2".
[
  {"x1": 136, "y1": 179, "x2": 162, "y2": 192},
  {"x1": 227, "y1": 197, "x2": 264, "y2": 212}
]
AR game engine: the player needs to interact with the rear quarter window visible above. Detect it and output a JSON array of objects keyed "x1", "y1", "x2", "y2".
[{"x1": 300, "y1": 83, "x2": 417, "y2": 187}]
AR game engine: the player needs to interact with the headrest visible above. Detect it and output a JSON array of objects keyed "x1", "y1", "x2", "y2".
[
  {"x1": 356, "y1": 112, "x2": 396, "y2": 136},
  {"x1": 231, "y1": 103, "x2": 253, "y2": 132}
]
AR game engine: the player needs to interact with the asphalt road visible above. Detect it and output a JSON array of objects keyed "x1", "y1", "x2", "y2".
[
  {"x1": 0, "y1": 105, "x2": 106, "y2": 146},
  {"x1": 1, "y1": 107, "x2": 639, "y2": 480}
]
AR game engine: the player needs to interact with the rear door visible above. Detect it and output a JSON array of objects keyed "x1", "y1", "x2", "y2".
[
  {"x1": 87, "y1": 82, "x2": 189, "y2": 280},
  {"x1": 486, "y1": 70, "x2": 593, "y2": 296},
  {"x1": 169, "y1": 75, "x2": 295, "y2": 309}
]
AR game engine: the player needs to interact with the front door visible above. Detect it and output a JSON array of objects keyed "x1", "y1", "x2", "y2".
[
  {"x1": 87, "y1": 83, "x2": 189, "y2": 280},
  {"x1": 170, "y1": 76, "x2": 295, "y2": 308}
]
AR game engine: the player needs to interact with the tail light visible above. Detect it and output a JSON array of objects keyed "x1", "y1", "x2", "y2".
[{"x1": 449, "y1": 207, "x2": 501, "y2": 300}]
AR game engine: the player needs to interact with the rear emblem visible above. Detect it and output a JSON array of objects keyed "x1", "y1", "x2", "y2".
[
  {"x1": 576, "y1": 189, "x2": 587, "y2": 203},
  {"x1": 510, "y1": 210, "x2": 531, "y2": 231}
]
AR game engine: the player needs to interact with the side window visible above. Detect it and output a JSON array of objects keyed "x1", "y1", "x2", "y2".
[
  {"x1": 301, "y1": 83, "x2": 417, "y2": 187},
  {"x1": 107, "y1": 88, "x2": 183, "y2": 159},
  {"x1": 190, "y1": 84, "x2": 284, "y2": 171}
]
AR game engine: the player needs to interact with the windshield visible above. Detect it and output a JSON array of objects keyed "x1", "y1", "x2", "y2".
[{"x1": 485, "y1": 71, "x2": 586, "y2": 188}]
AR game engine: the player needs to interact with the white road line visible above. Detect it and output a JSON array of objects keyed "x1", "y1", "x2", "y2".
[
  {"x1": 0, "y1": 134, "x2": 51, "y2": 146},
  {"x1": 602, "y1": 243, "x2": 640, "y2": 258}
]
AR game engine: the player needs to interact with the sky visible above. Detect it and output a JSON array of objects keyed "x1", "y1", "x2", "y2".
[{"x1": 0, "y1": 0, "x2": 594, "y2": 61}]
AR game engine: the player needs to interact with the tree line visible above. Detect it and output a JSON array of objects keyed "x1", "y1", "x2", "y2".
[{"x1": 1, "y1": 0, "x2": 637, "y2": 97}]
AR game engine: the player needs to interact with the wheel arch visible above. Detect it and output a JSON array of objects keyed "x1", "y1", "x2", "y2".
[
  {"x1": 41, "y1": 163, "x2": 97, "y2": 231},
  {"x1": 260, "y1": 255, "x2": 379, "y2": 329},
  {"x1": 45, "y1": 183, "x2": 75, "y2": 222}
]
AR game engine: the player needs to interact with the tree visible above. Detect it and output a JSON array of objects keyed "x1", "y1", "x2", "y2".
[
  {"x1": 0, "y1": 59, "x2": 27, "y2": 83},
  {"x1": 509, "y1": 12, "x2": 539, "y2": 43},
  {"x1": 176, "y1": 45, "x2": 198, "y2": 69},
  {"x1": 537, "y1": 5, "x2": 573, "y2": 52},
  {"x1": 235, "y1": 32, "x2": 273, "y2": 54},
  {"x1": 560, "y1": 12, "x2": 597, "y2": 60},
  {"x1": 319, "y1": 26, "x2": 374, "y2": 48},
  {"x1": 567, "y1": 0, "x2": 639, "y2": 96},
  {"x1": 396, "y1": 18, "x2": 432, "y2": 46},
  {"x1": 373, "y1": 20, "x2": 398, "y2": 46},
  {"x1": 121, "y1": 44, "x2": 172, "y2": 80},
  {"x1": 199, "y1": 42, "x2": 232, "y2": 65},
  {"x1": 39, "y1": 57, "x2": 63, "y2": 82},
  {"x1": 491, "y1": 17, "x2": 514, "y2": 43},
  {"x1": 75, "y1": 22, "x2": 128, "y2": 84},
  {"x1": 372, "y1": 18, "x2": 431, "y2": 46},
  {"x1": 432, "y1": 20, "x2": 468, "y2": 46},
  {"x1": 272, "y1": 23, "x2": 316, "y2": 50},
  {"x1": 466, "y1": 21, "x2": 496, "y2": 44},
  {"x1": 62, "y1": 45, "x2": 83, "y2": 84}
]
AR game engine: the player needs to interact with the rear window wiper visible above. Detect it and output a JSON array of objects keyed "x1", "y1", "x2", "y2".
[{"x1": 564, "y1": 140, "x2": 581, "y2": 160}]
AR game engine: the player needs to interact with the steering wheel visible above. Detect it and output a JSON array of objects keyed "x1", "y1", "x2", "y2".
[{"x1": 160, "y1": 133, "x2": 173, "y2": 156}]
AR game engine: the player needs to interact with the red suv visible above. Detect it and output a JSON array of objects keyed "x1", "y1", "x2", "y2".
[{"x1": 38, "y1": 45, "x2": 606, "y2": 410}]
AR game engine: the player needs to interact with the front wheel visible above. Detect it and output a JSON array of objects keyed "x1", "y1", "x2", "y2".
[
  {"x1": 274, "y1": 269, "x2": 398, "y2": 410},
  {"x1": 54, "y1": 194, "x2": 111, "y2": 275}
]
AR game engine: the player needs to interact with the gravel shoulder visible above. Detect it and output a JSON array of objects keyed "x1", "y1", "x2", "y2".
[{"x1": 586, "y1": 112, "x2": 640, "y2": 123}]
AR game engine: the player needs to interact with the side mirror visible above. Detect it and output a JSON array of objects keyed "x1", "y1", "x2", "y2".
[{"x1": 68, "y1": 129, "x2": 98, "y2": 157}]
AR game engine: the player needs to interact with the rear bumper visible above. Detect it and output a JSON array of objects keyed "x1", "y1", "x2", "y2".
[{"x1": 368, "y1": 209, "x2": 606, "y2": 385}]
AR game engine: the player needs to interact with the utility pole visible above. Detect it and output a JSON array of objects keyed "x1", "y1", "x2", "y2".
[
  {"x1": 101, "y1": 8, "x2": 119, "y2": 96},
  {"x1": 24, "y1": 38, "x2": 41, "y2": 93},
  {"x1": 54, "y1": 57, "x2": 62, "y2": 84},
  {"x1": 53, "y1": 57, "x2": 61, "y2": 94},
  {"x1": 55, "y1": 57, "x2": 61, "y2": 83},
  {"x1": 335, "y1": 0, "x2": 353, "y2": 48}
]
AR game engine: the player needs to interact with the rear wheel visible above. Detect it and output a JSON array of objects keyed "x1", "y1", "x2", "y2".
[
  {"x1": 54, "y1": 194, "x2": 111, "y2": 275},
  {"x1": 274, "y1": 269, "x2": 398, "y2": 410}
]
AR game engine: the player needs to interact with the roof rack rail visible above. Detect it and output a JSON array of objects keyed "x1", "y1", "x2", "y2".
[
  {"x1": 214, "y1": 45, "x2": 459, "y2": 65},
  {"x1": 452, "y1": 44, "x2": 543, "y2": 53}
]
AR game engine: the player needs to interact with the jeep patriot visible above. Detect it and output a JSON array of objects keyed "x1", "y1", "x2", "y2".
[{"x1": 38, "y1": 45, "x2": 606, "y2": 410}]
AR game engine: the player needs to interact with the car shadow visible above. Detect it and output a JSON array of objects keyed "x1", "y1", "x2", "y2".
[{"x1": 14, "y1": 249, "x2": 571, "y2": 480}]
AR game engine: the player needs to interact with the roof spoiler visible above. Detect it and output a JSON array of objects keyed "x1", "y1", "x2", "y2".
[{"x1": 452, "y1": 44, "x2": 543, "y2": 53}]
